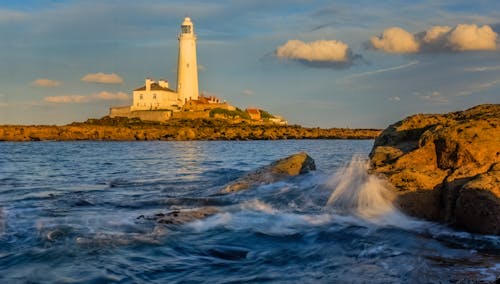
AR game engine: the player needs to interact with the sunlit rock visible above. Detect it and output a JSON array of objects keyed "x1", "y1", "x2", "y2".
[
  {"x1": 221, "y1": 152, "x2": 316, "y2": 193},
  {"x1": 370, "y1": 104, "x2": 500, "y2": 234}
]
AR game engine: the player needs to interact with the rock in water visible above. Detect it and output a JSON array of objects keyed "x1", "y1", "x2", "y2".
[
  {"x1": 370, "y1": 104, "x2": 500, "y2": 234},
  {"x1": 145, "y1": 207, "x2": 221, "y2": 225},
  {"x1": 75, "y1": 208, "x2": 221, "y2": 247},
  {"x1": 221, "y1": 152, "x2": 316, "y2": 193}
]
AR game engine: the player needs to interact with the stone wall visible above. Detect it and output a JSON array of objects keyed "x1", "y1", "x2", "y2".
[
  {"x1": 172, "y1": 110, "x2": 210, "y2": 119},
  {"x1": 109, "y1": 107, "x2": 172, "y2": 122},
  {"x1": 109, "y1": 106, "x2": 132, "y2": 117},
  {"x1": 184, "y1": 102, "x2": 234, "y2": 112}
]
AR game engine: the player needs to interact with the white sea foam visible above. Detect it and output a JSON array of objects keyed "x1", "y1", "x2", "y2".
[
  {"x1": 188, "y1": 212, "x2": 232, "y2": 232},
  {"x1": 240, "y1": 199, "x2": 278, "y2": 214},
  {"x1": 475, "y1": 262, "x2": 500, "y2": 282},
  {"x1": 325, "y1": 155, "x2": 422, "y2": 229},
  {"x1": 301, "y1": 214, "x2": 334, "y2": 226}
]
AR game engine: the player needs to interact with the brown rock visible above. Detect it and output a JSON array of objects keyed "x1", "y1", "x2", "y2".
[
  {"x1": 454, "y1": 163, "x2": 500, "y2": 234},
  {"x1": 370, "y1": 104, "x2": 500, "y2": 234},
  {"x1": 0, "y1": 117, "x2": 381, "y2": 141},
  {"x1": 221, "y1": 152, "x2": 316, "y2": 193}
]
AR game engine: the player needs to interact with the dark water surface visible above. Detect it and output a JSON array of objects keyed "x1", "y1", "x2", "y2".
[{"x1": 0, "y1": 140, "x2": 498, "y2": 283}]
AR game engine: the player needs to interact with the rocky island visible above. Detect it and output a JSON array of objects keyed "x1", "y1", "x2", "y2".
[
  {"x1": 370, "y1": 104, "x2": 500, "y2": 235},
  {"x1": 0, "y1": 116, "x2": 380, "y2": 141}
]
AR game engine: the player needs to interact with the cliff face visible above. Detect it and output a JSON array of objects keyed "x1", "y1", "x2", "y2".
[
  {"x1": 370, "y1": 104, "x2": 500, "y2": 234},
  {"x1": 0, "y1": 117, "x2": 380, "y2": 141}
]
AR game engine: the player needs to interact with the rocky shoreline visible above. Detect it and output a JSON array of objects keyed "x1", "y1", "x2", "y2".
[
  {"x1": 0, "y1": 116, "x2": 380, "y2": 141},
  {"x1": 369, "y1": 104, "x2": 500, "y2": 235}
]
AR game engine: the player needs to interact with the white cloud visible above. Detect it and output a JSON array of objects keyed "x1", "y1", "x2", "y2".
[
  {"x1": 417, "y1": 91, "x2": 449, "y2": 104},
  {"x1": 458, "y1": 78, "x2": 500, "y2": 96},
  {"x1": 93, "y1": 91, "x2": 128, "y2": 101},
  {"x1": 464, "y1": 65, "x2": 500, "y2": 72},
  {"x1": 338, "y1": 60, "x2": 419, "y2": 83},
  {"x1": 44, "y1": 95, "x2": 87, "y2": 103},
  {"x1": 198, "y1": 64, "x2": 206, "y2": 71},
  {"x1": 422, "y1": 25, "x2": 452, "y2": 43},
  {"x1": 276, "y1": 39, "x2": 351, "y2": 62},
  {"x1": 448, "y1": 24, "x2": 497, "y2": 51},
  {"x1": 32, "y1": 78, "x2": 62, "y2": 87},
  {"x1": 44, "y1": 91, "x2": 129, "y2": 104},
  {"x1": 370, "y1": 27, "x2": 420, "y2": 53},
  {"x1": 241, "y1": 89, "x2": 254, "y2": 96},
  {"x1": 477, "y1": 78, "x2": 500, "y2": 89},
  {"x1": 371, "y1": 24, "x2": 498, "y2": 53},
  {"x1": 388, "y1": 96, "x2": 401, "y2": 102},
  {"x1": 81, "y1": 72, "x2": 124, "y2": 84}
]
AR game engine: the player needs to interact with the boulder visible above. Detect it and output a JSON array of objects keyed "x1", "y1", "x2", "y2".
[
  {"x1": 370, "y1": 104, "x2": 500, "y2": 234},
  {"x1": 221, "y1": 152, "x2": 316, "y2": 193}
]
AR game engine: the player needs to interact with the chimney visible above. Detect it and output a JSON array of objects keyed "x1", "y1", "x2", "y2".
[
  {"x1": 158, "y1": 80, "x2": 169, "y2": 88},
  {"x1": 145, "y1": 78, "x2": 153, "y2": 91}
]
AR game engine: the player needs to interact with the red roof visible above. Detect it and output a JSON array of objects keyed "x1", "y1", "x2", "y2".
[{"x1": 246, "y1": 108, "x2": 260, "y2": 115}]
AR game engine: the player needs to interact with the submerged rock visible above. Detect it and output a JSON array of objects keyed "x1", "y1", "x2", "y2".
[
  {"x1": 370, "y1": 104, "x2": 500, "y2": 234},
  {"x1": 75, "y1": 231, "x2": 165, "y2": 247},
  {"x1": 75, "y1": 208, "x2": 221, "y2": 247},
  {"x1": 140, "y1": 207, "x2": 221, "y2": 225},
  {"x1": 221, "y1": 152, "x2": 316, "y2": 193}
]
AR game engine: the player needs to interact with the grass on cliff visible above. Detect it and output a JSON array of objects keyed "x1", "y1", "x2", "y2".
[
  {"x1": 74, "y1": 116, "x2": 381, "y2": 134},
  {"x1": 209, "y1": 108, "x2": 251, "y2": 120},
  {"x1": 260, "y1": 109, "x2": 274, "y2": 120},
  {"x1": 76, "y1": 116, "x2": 257, "y2": 128}
]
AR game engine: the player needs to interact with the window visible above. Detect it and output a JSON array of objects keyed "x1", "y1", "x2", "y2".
[
  {"x1": 153, "y1": 94, "x2": 157, "y2": 100},
  {"x1": 181, "y1": 25, "x2": 191, "y2": 34},
  {"x1": 140, "y1": 94, "x2": 143, "y2": 100}
]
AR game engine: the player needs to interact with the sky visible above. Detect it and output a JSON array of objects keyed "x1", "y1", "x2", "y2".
[{"x1": 0, "y1": 0, "x2": 499, "y2": 128}]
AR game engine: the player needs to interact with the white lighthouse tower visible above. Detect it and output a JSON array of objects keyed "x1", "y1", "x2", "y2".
[{"x1": 176, "y1": 17, "x2": 199, "y2": 103}]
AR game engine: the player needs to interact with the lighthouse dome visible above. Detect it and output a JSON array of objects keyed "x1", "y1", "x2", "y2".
[{"x1": 182, "y1": 17, "x2": 192, "y2": 25}]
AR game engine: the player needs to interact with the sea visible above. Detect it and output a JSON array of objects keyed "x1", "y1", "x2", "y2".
[{"x1": 0, "y1": 140, "x2": 499, "y2": 283}]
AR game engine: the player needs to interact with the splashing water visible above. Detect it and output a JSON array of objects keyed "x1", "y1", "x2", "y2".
[{"x1": 326, "y1": 155, "x2": 415, "y2": 226}]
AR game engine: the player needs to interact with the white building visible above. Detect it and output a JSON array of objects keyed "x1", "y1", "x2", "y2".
[
  {"x1": 109, "y1": 16, "x2": 285, "y2": 124},
  {"x1": 113, "y1": 17, "x2": 200, "y2": 115},
  {"x1": 131, "y1": 78, "x2": 179, "y2": 111},
  {"x1": 176, "y1": 17, "x2": 199, "y2": 103}
]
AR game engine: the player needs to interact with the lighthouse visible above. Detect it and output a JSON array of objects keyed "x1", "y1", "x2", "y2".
[{"x1": 176, "y1": 17, "x2": 199, "y2": 103}]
